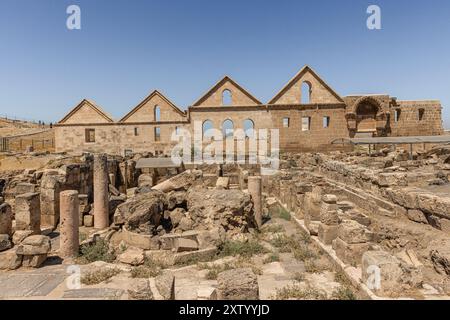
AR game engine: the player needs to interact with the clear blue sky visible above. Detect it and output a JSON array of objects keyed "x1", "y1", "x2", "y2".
[{"x1": 0, "y1": 0, "x2": 449, "y2": 128}]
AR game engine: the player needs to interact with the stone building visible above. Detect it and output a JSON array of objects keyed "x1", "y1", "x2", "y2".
[{"x1": 54, "y1": 66, "x2": 444, "y2": 156}]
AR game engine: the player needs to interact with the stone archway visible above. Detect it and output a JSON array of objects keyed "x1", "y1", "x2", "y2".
[{"x1": 346, "y1": 96, "x2": 388, "y2": 138}]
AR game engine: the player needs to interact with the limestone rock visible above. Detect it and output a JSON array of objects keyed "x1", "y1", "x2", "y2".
[
  {"x1": 114, "y1": 190, "x2": 167, "y2": 232},
  {"x1": 216, "y1": 177, "x2": 230, "y2": 189},
  {"x1": 155, "y1": 271, "x2": 175, "y2": 300},
  {"x1": 0, "y1": 248, "x2": 22, "y2": 270},
  {"x1": 83, "y1": 215, "x2": 94, "y2": 227},
  {"x1": 12, "y1": 230, "x2": 34, "y2": 245},
  {"x1": 407, "y1": 209, "x2": 428, "y2": 224},
  {"x1": 186, "y1": 187, "x2": 253, "y2": 234},
  {"x1": 22, "y1": 254, "x2": 47, "y2": 268},
  {"x1": 0, "y1": 234, "x2": 12, "y2": 252},
  {"x1": 174, "y1": 238, "x2": 198, "y2": 252},
  {"x1": 0, "y1": 203, "x2": 12, "y2": 236},
  {"x1": 138, "y1": 173, "x2": 154, "y2": 188},
  {"x1": 118, "y1": 246, "x2": 145, "y2": 265},
  {"x1": 362, "y1": 250, "x2": 423, "y2": 296},
  {"x1": 338, "y1": 220, "x2": 372, "y2": 244},
  {"x1": 168, "y1": 208, "x2": 185, "y2": 227},
  {"x1": 16, "y1": 235, "x2": 51, "y2": 255},
  {"x1": 128, "y1": 279, "x2": 154, "y2": 300},
  {"x1": 217, "y1": 268, "x2": 258, "y2": 300}
]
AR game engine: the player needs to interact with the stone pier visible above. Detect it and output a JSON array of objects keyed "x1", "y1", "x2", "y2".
[
  {"x1": 248, "y1": 176, "x2": 262, "y2": 229},
  {"x1": 94, "y1": 154, "x2": 109, "y2": 229},
  {"x1": 60, "y1": 190, "x2": 80, "y2": 259},
  {"x1": 0, "y1": 203, "x2": 12, "y2": 236},
  {"x1": 15, "y1": 192, "x2": 41, "y2": 235}
]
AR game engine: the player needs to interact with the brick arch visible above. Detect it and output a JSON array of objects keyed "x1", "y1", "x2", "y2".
[
  {"x1": 346, "y1": 96, "x2": 389, "y2": 137},
  {"x1": 350, "y1": 96, "x2": 386, "y2": 116}
]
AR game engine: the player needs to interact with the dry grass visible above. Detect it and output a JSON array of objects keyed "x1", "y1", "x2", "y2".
[
  {"x1": 272, "y1": 284, "x2": 327, "y2": 300},
  {"x1": 130, "y1": 257, "x2": 165, "y2": 278},
  {"x1": 218, "y1": 240, "x2": 267, "y2": 258},
  {"x1": 81, "y1": 268, "x2": 121, "y2": 285}
]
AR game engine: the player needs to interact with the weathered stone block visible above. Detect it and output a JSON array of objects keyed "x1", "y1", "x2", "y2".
[
  {"x1": 16, "y1": 235, "x2": 51, "y2": 255},
  {"x1": 83, "y1": 215, "x2": 94, "y2": 227},
  {"x1": 362, "y1": 250, "x2": 422, "y2": 296},
  {"x1": 318, "y1": 223, "x2": 338, "y2": 245},
  {"x1": 22, "y1": 254, "x2": 47, "y2": 268},
  {"x1": 0, "y1": 248, "x2": 22, "y2": 270},
  {"x1": 15, "y1": 192, "x2": 41, "y2": 234},
  {"x1": 338, "y1": 220, "x2": 372, "y2": 244},
  {"x1": 0, "y1": 203, "x2": 12, "y2": 236},
  {"x1": 217, "y1": 268, "x2": 258, "y2": 300},
  {"x1": 118, "y1": 246, "x2": 145, "y2": 265},
  {"x1": 332, "y1": 237, "x2": 370, "y2": 266},
  {"x1": 174, "y1": 238, "x2": 198, "y2": 252}
]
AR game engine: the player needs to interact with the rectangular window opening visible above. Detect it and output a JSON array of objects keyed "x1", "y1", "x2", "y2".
[
  {"x1": 85, "y1": 129, "x2": 95, "y2": 143},
  {"x1": 302, "y1": 117, "x2": 311, "y2": 131}
]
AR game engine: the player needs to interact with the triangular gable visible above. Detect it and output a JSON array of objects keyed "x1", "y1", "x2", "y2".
[
  {"x1": 120, "y1": 90, "x2": 186, "y2": 122},
  {"x1": 192, "y1": 76, "x2": 262, "y2": 106},
  {"x1": 58, "y1": 99, "x2": 114, "y2": 124},
  {"x1": 269, "y1": 66, "x2": 344, "y2": 104}
]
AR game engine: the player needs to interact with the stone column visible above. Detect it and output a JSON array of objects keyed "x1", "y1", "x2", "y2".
[
  {"x1": 0, "y1": 203, "x2": 12, "y2": 236},
  {"x1": 60, "y1": 190, "x2": 79, "y2": 259},
  {"x1": 15, "y1": 192, "x2": 41, "y2": 234},
  {"x1": 248, "y1": 176, "x2": 262, "y2": 229},
  {"x1": 94, "y1": 154, "x2": 109, "y2": 229}
]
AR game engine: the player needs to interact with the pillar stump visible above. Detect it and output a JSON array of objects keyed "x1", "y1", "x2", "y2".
[
  {"x1": 60, "y1": 190, "x2": 79, "y2": 259},
  {"x1": 248, "y1": 176, "x2": 262, "y2": 229},
  {"x1": 94, "y1": 154, "x2": 109, "y2": 229}
]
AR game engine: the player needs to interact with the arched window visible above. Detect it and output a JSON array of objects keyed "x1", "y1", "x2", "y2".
[
  {"x1": 222, "y1": 89, "x2": 232, "y2": 106},
  {"x1": 243, "y1": 119, "x2": 255, "y2": 138},
  {"x1": 154, "y1": 106, "x2": 161, "y2": 122},
  {"x1": 301, "y1": 82, "x2": 311, "y2": 104},
  {"x1": 418, "y1": 108, "x2": 425, "y2": 121},
  {"x1": 222, "y1": 119, "x2": 234, "y2": 138},
  {"x1": 394, "y1": 109, "x2": 401, "y2": 122},
  {"x1": 202, "y1": 120, "x2": 214, "y2": 139}
]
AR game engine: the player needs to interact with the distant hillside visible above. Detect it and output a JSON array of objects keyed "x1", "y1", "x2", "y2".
[{"x1": 0, "y1": 117, "x2": 51, "y2": 137}]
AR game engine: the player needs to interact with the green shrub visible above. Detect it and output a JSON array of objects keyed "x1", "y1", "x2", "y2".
[
  {"x1": 78, "y1": 238, "x2": 115, "y2": 264},
  {"x1": 218, "y1": 240, "x2": 267, "y2": 258}
]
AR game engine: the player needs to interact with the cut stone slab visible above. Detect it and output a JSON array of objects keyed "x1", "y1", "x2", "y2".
[
  {"x1": 174, "y1": 238, "x2": 198, "y2": 252},
  {"x1": 197, "y1": 287, "x2": 217, "y2": 300},
  {"x1": 217, "y1": 268, "x2": 258, "y2": 300},
  {"x1": 216, "y1": 177, "x2": 230, "y2": 189},
  {"x1": 332, "y1": 237, "x2": 370, "y2": 267},
  {"x1": 0, "y1": 270, "x2": 66, "y2": 297},
  {"x1": 118, "y1": 246, "x2": 145, "y2": 265},
  {"x1": 63, "y1": 288, "x2": 125, "y2": 300},
  {"x1": 155, "y1": 271, "x2": 175, "y2": 300}
]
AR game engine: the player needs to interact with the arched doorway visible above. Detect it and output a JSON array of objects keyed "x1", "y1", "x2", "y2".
[{"x1": 355, "y1": 101, "x2": 378, "y2": 136}]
